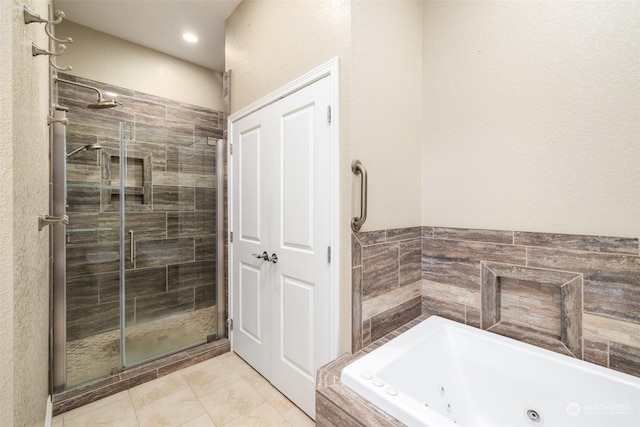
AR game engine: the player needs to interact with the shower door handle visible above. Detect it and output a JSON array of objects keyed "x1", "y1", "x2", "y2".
[{"x1": 129, "y1": 230, "x2": 135, "y2": 263}]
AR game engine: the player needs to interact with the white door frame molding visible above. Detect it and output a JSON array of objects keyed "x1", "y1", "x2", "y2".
[{"x1": 229, "y1": 57, "x2": 341, "y2": 361}]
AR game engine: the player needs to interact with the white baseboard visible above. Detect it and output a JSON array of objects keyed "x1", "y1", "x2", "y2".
[{"x1": 44, "y1": 395, "x2": 52, "y2": 427}]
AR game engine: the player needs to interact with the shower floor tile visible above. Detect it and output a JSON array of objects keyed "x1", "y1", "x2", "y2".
[{"x1": 52, "y1": 352, "x2": 315, "y2": 427}]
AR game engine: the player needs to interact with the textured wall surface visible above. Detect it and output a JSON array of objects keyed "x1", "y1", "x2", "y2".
[
  {"x1": 1, "y1": 0, "x2": 52, "y2": 425},
  {"x1": 57, "y1": 21, "x2": 224, "y2": 111},
  {"x1": 422, "y1": 1, "x2": 640, "y2": 237},
  {"x1": 0, "y1": 0, "x2": 16, "y2": 421},
  {"x1": 226, "y1": 0, "x2": 353, "y2": 353},
  {"x1": 351, "y1": 0, "x2": 422, "y2": 231}
]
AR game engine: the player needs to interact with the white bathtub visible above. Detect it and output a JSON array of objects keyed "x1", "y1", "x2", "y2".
[{"x1": 341, "y1": 316, "x2": 640, "y2": 427}]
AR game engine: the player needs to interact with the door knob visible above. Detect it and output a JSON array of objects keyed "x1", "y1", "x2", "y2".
[
  {"x1": 252, "y1": 251, "x2": 270, "y2": 261},
  {"x1": 269, "y1": 253, "x2": 278, "y2": 263}
]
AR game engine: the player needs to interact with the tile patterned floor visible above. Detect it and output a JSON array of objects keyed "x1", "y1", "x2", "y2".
[{"x1": 52, "y1": 352, "x2": 315, "y2": 427}]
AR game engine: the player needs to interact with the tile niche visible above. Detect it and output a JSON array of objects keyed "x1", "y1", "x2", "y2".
[{"x1": 352, "y1": 226, "x2": 640, "y2": 378}]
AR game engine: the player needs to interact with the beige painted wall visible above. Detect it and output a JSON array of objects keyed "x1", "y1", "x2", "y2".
[
  {"x1": 226, "y1": 0, "x2": 353, "y2": 353},
  {"x1": 1, "y1": 0, "x2": 51, "y2": 425},
  {"x1": 422, "y1": 0, "x2": 640, "y2": 238},
  {"x1": 351, "y1": 0, "x2": 422, "y2": 231},
  {"x1": 57, "y1": 20, "x2": 224, "y2": 111},
  {"x1": 225, "y1": 0, "x2": 424, "y2": 352}
]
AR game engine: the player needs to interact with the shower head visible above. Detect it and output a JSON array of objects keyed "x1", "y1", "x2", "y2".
[
  {"x1": 88, "y1": 98, "x2": 121, "y2": 110},
  {"x1": 54, "y1": 77, "x2": 121, "y2": 110},
  {"x1": 66, "y1": 143, "x2": 103, "y2": 158}
]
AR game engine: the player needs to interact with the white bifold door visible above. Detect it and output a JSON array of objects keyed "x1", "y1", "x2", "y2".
[{"x1": 230, "y1": 76, "x2": 333, "y2": 419}]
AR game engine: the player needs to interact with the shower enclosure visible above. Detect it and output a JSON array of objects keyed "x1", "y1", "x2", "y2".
[{"x1": 52, "y1": 74, "x2": 226, "y2": 390}]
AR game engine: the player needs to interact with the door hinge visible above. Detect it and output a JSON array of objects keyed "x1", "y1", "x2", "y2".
[
  {"x1": 227, "y1": 318, "x2": 233, "y2": 331},
  {"x1": 327, "y1": 105, "x2": 331, "y2": 124},
  {"x1": 229, "y1": 142, "x2": 233, "y2": 155},
  {"x1": 327, "y1": 246, "x2": 331, "y2": 263},
  {"x1": 230, "y1": 231, "x2": 233, "y2": 243}
]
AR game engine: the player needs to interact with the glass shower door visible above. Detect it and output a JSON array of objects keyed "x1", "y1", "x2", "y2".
[
  {"x1": 118, "y1": 121, "x2": 218, "y2": 366},
  {"x1": 58, "y1": 75, "x2": 222, "y2": 390},
  {"x1": 63, "y1": 119, "x2": 218, "y2": 386}
]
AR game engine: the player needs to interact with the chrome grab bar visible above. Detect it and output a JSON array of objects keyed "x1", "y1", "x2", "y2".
[{"x1": 351, "y1": 160, "x2": 368, "y2": 232}]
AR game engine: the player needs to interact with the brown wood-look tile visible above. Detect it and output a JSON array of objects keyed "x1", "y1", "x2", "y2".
[
  {"x1": 561, "y1": 276, "x2": 583, "y2": 358},
  {"x1": 465, "y1": 305, "x2": 481, "y2": 328},
  {"x1": 167, "y1": 211, "x2": 215, "y2": 238},
  {"x1": 369, "y1": 296, "x2": 421, "y2": 342},
  {"x1": 480, "y1": 263, "x2": 500, "y2": 329},
  {"x1": 168, "y1": 260, "x2": 215, "y2": 289},
  {"x1": 98, "y1": 268, "x2": 166, "y2": 303},
  {"x1": 134, "y1": 115, "x2": 196, "y2": 148},
  {"x1": 584, "y1": 279, "x2": 640, "y2": 324},
  {"x1": 351, "y1": 266, "x2": 363, "y2": 352},
  {"x1": 316, "y1": 392, "x2": 364, "y2": 427},
  {"x1": 515, "y1": 231, "x2": 639, "y2": 255},
  {"x1": 351, "y1": 234, "x2": 362, "y2": 268},
  {"x1": 609, "y1": 342, "x2": 640, "y2": 377},
  {"x1": 66, "y1": 301, "x2": 120, "y2": 341},
  {"x1": 434, "y1": 227, "x2": 513, "y2": 244},
  {"x1": 135, "y1": 237, "x2": 195, "y2": 268},
  {"x1": 134, "y1": 287, "x2": 195, "y2": 323},
  {"x1": 422, "y1": 226, "x2": 434, "y2": 238},
  {"x1": 487, "y1": 321, "x2": 574, "y2": 357},
  {"x1": 483, "y1": 261, "x2": 580, "y2": 286},
  {"x1": 194, "y1": 284, "x2": 216, "y2": 309},
  {"x1": 158, "y1": 342, "x2": 230, "y2": 377},
  {"x1": 166, "y1": 104, "x2": 220, "y2": 127},
  {"x1": 152, "y1": 185, "x2": 195, "y2": 211},
  {"x1": 362, "y1": 319, "x2": 371, "y2": 348},
  {"x1": 195, "y1": 187, "x2": 216, "y2": 211},
  {"x1": 362, "y1": 243, "x2": 399, "y2": 299},
  {"x1": 423, "y1": 238, "x2": 526, "y2": 291},
  {"x1": 355, "y1": 230, "x2": 386, "y2": 246},
  {"x1": 98, "y1": 211, "x2": 168, "y2": 242},
  {"x1": 527, "y1": 247, "x2": 640, "y2": 286},
  {"x1": 167, "y1": 147, "x2": 215, "y2": 176},
  {"x1": 422, "y1": 296, "x2": 466, "y2": 323},
  {"x1": 386, "y1": 226, "x2": 422, "y2": 242},
  {"x1": 195, "y1": 236, "x2": 216, "y2": 261},
  {"x1": 399, "y1": 239, "x2": 422, "y2": 286},
  {"x1": 318, "y1": 384, "x2": 402, "y2": 427},
  {"x1": 66, "y1": 274, "x2": 101, "y2": 308},
  {"x1": 583, "y1": 339, "x2": 609, "y2": 367}
]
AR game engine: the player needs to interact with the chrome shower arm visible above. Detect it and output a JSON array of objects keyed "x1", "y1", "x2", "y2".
[{"x1": 54, "y1": 77, "x2": 102, "y2": 99}]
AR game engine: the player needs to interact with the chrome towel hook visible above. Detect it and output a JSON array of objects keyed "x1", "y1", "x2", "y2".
[
  {"x1": 23, "y1": 5, "x2": 73, "y2": 43},
  {"x1": 351, "y1": 160, "x2": 368, "y2": 232}
]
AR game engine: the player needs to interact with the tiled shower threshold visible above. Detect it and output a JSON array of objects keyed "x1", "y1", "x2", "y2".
[{"x1": 53, "y1": 338, "x2": 230, "y2": 416}]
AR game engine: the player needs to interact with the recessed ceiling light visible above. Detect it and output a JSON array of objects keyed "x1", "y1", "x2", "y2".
[{"x1": 183, "y1": 33, "x2": 199, "y2": 43}]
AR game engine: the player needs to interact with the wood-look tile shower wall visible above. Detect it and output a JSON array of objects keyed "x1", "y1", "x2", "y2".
[
  {"x1": 60, "y1": 75, "x2": 224, "y2": 341},
  {"x1": 352, "y1": 226, "x2": 640, "y2": 378}
]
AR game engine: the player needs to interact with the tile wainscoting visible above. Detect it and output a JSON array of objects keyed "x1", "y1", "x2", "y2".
[{"x1": 351, "y1": 226, "x2": 640, "y2": 378}]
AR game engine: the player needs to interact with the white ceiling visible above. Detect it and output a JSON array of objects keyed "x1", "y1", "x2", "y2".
[{"x1": 54, "y1": 0, "x2": 241, "y2": 73}]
